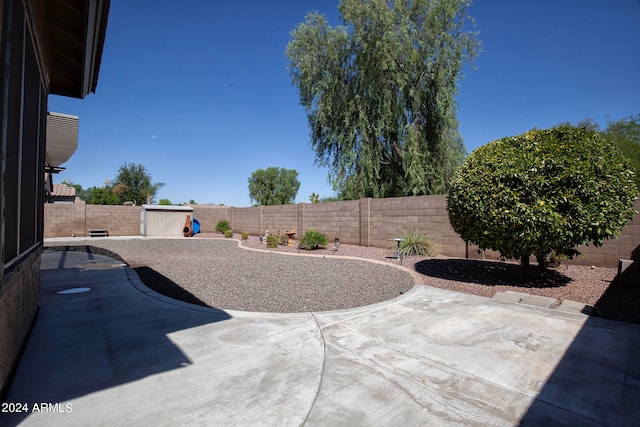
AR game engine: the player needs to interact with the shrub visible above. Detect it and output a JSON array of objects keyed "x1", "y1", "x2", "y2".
[
  {"x1": 278, "y1": 231, "x2": 289, "y2": 246},
  {"x1": 536, "y1": 250, "x2": 566, "y2": 268},
  {"x1": 299, "y1": 230, "x2": 328, "y2": 250},
  {"x1": 266, "y1": 234, "x2": 279, "y2": 248},
  {"x1": 241, "y1": 232, "x2": 249, "y2": 240},
  {"x1": 224, "y1": 229, "x2": 233, "y2": 238},
  {"x1": 216, "y1": 220, "x2": 231, "y2": 233},
  {"x1": 397, "y1": 229, "x2": 439, "y2": 257},
  {"x1": 447, "y1": 125, "x2": 638, "y2": 276}
]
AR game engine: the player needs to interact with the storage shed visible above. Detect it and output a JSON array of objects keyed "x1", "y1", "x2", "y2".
[{"x1": 140, "y1": 205, "x2": 194, "y2": 236}]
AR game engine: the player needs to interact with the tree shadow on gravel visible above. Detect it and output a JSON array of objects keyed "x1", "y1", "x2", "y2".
[
  {"x1": 414, "y1": 258, "x2": 571, "y2": 288},
  {"x1": 133, "y1": 266, "x2": 209, "y2": 307}
]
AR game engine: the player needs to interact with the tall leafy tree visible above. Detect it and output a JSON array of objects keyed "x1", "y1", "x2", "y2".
[
  {"x1": 286, "y1": 0, "x2": 480, "y2": 199},
  {"x1": 113, "y1": 162, "x2": 164, "y2": 205},
  {"x1": 248, "y1": 167, "x2": 300, "y2": 206}
]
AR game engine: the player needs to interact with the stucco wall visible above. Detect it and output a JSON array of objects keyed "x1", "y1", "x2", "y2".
[{"x1": 43, "y1": 197, "x2": 640, "y2": 268}]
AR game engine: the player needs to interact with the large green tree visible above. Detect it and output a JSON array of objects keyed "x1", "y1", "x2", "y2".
[
  {"x1": 113, "y1": 162, "x2": 164, "y2": 205},
  {"x1": 248, "y1": 167, "x2": 301, "y2": 206},
  {"x1": 447, "y1": 126, "x2": 638, "y2": 277},
  {"x1": 286, "y1": 0, "x2": 480, "y2": 199}
]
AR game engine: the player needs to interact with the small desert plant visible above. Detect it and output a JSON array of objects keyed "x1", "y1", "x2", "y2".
[
  {"x1": 397, "y1": 229, "x2": 438, "y2": 257},
  {"x1": 216, "y1": 220, "x2": 231, "y2": 233},
  {"x1": 224, "y1": 229, "x2": 233, "y2": 238},
  {"x1": 277, "y1": 231, "x2": 289, "y2": 246},
  {"x1": 241, "y1": 232, "x2": 248, "y2": 240},
  {"x1": 266, "y1": 234, "x2": 279, "y2": 248},
  {"x1": 536, "y1": 250, "x2": 566, "y2": 268},
  {"x1": 299, "y1": 230, "x2": 328, "y2": 250}
]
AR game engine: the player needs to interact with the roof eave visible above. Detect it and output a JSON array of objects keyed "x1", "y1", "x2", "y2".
[{"x1": 48, "y1": 0, "x2": 111, "y2": 99}]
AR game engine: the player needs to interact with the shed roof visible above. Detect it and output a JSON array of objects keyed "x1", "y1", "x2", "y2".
[{"x1": 141, "y1": 205, "x2": 194, "y2": 212}]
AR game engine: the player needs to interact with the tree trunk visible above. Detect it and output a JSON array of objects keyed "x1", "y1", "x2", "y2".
[{"x1": 520, "y1": 255, "x2": 530, "y2": 280}]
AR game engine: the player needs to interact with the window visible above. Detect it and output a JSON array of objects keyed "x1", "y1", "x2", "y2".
[{"x1": 2, "y1": 0, "x2": 46, "y2": 268}]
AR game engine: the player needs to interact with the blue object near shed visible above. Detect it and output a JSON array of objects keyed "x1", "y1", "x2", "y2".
[{"x1": 192, "y1": 218, "x2": 200, "y2": 235}]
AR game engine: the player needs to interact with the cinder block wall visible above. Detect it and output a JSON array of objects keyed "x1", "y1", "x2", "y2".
[
  {"x1": 190, "y1": 205, "x2": 230, "y2": 233},
  {"x1": 43, "y1": 197, "x2": 640, "y2": 267},
  {"x1": 44, "y1": 204, "x2": 139, "y2": 237},
  {"x1": 260, "y1": 204, "x2": 299, "y2": 236},
  {"x1": 367, "y1": 195, "x2": 461, "y2": 253},
  {"x1": 86, "y1": 205, "x2": 139, "y2": 236},
  {"x1": 43, "y1": 203, "x2": 86, "y2": 238},
  {"x1": 301, "y1": 200, "x2": 361, "y2": 244},
  {"x1": 228, "y1": 206, "x2": 261, "y2": 235}
]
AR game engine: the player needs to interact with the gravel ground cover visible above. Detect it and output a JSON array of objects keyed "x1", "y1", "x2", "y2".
[
  {"x1": 46, "y1": 237, "x2": 415, "y2": 313},
  {"x1": 45, "y1": 234, "x2": 639, "y2": 324}
]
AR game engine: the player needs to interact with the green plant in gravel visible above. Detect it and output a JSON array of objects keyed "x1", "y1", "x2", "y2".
[
  {"x1": 224, "y1": 229, "x2": 233, "y2": 238},
  {"x1": 266, "y1": 234, "x2": 279, "y2": 248},
  {"x1": 215, "y1": 220, "x2": 231, "y2": 233},
  {"x1": 241, "y1": 232, "x2": 249, "y2": 240},
  {"x1": 397, "y1": 229, "x2": 439, "y2": 257},
  {"x1": 447, "y1": 125, "x2": 638, "y2": 277},
  {"x1": 277, "y1": 230, "x2": 289, "y2": 246},
  {"x1": 299, "y1": 230, "x2": 328, "y2": 250}
]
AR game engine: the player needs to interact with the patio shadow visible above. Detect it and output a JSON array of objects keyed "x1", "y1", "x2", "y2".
[
  {"x1": 3, "y1": 250, "x2": 232, "y2": 425},
  {"x1": 517, "y1": 308, "x2": 640, "y2": 425}
]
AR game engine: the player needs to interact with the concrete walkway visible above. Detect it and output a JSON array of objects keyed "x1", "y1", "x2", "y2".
[{"x1": 2, "y1": 249, "x2": 639, "y2": 426}]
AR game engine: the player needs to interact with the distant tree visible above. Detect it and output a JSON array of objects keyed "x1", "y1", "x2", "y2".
[
  {"x1": 248, "y1": 167, "x2": 300, "y2": 206},
  {"x1": 85, "y1": 186, "x2": 120, "y2": 205},
  {"x1": 113, "y1": 162, "x2": 164, "y2": 205},
  {"x1": 309, "y1": 193, "x2": 320, "y2": 203},
  {"x1": 602, "y1": 114, "x2": 640, "y2": 191},
  {"x1": 559, "y1": 115, "x2": 640, "y2": 191},
  {"x1": 286, "y1": 0, "x2": 481, "y2": 199},
  {"x1": 447, "y1": 126, "x2": 638, "y2": 277},
  {"x1": 158, "y1": 199, "x2": 172, "y2": 205},
  {"x1": 189, "y1": 199, "x2": 196, "y2": 204}
]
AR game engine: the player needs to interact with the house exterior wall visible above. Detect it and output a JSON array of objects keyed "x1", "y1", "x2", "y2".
[
  {"x1": 1, "y1": 0, "x2": 46, "y2": 397},
  {"x1": 0, "y1": 250, "x2": 40, "y2": 398},
  {"x1": 45, "y1": 197, "x2": 639, "y2": 269},
  {"x1": 1, "y1": 0, "x2": 110, "y2": 398}
]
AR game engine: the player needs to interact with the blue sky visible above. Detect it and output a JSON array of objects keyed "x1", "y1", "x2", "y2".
[{"x1": 49, "y1": 0, "x2": 640, "y2": 207}]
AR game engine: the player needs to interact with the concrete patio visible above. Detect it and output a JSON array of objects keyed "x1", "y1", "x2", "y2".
[{"x1": 2, "y1": 249, "x2": 639, "y2": 426}]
